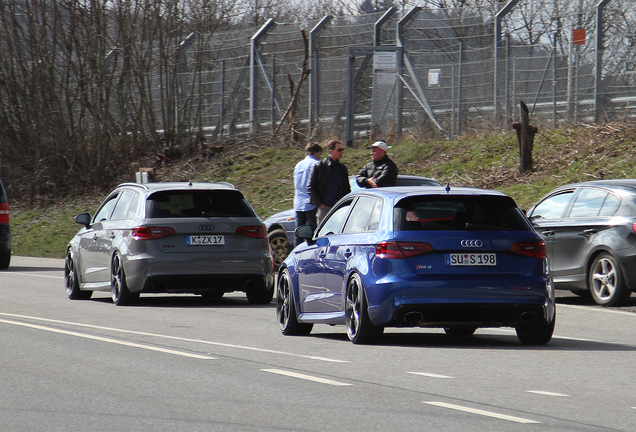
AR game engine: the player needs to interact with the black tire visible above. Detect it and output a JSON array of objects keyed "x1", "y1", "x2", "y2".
[
  {"x1": 246, "y1": 282, "x2": 274, "y2": 305},
  {"x1": 111, "y1": 253, "x2": 138, "y2": 306},
  {"x1": 345, "y1": 273, "x2": 383, "y2": 344},
  {"x1": 444, "y1": 327, "x2": 477, "y2": 337},
  {"x1": 0, "y1": 251, "x2": 9, "y2": 270},
  {"x1": 269, "y1": 228, "x2": 291, "y2": 269},
  {"x1": 65, "y1": 251, "x2": 92, "y2": 300},
  {"x1": 276, "y1": 269, "x2": 313, "y2": 335},
  {"x1": 588, "y1": 253, "x2": 631, "y2": 307},
  {"x1": 516, "y1": 313, "x2": 556, "y2": 345}
]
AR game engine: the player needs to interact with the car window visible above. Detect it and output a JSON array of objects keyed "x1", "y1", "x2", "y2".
[
  {"x1": 598, "y1": 193, "x2": 620, "y2": 216},
  {"x1": 110, "y1": 190, "x2": 136, "y2": 221},
  {"x1": 569, "y1": 188, "x2": 611, "y2": 218},
  {"x1": 316, "y1": 200, "x2": 353, "y2": 237},
  {"x1": 394, "y1": 195, "x2": 532, "y2": 231},
  {"x1": 93, "y1": 193, "x2": 119, "y2": 222},
  {"x1": 343, "y1": 196, "x2": 381, "y2": 234},
  {"x1": 127, "y1": 192, "x2": 140, "y2": 219},
  {"x1": 368, "y1": 199, "x2": 382, "y2": 231},
  {"x1": 146, "y1": 190, "x2": 254, "y2": 218},
  {"x1": 529, "y1": 191, "x2": 573, "y2": 220}
]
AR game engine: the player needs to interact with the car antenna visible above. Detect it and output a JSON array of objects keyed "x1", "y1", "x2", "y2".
[
  {"x1": 445, "y1": 183, "x2": 451, "y2": 193},
  {"x1": 188, "y1": 180, "x2": 193, "y2": 188}
]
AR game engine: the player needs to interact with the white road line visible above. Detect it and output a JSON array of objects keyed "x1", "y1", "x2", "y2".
[
  {"x1": 261, "y1": 369, "x2": 351, "y2": 386},
  {"x1": 528, "y1": 390, "x2": 570, "y2": 397},
  {"x1": 407, "y1": 372, "x2": 454, "y2": 379},
  {"x1": 0, "y1": 318, "x2": 215, "y2": 360},
  {"x1": 0, "y1": 312, "x2": 349, "y2": 363},
  {"x1": 558, "y1": 303, "x2": 636, "y2": 317},
  {"x1": 424, "y1": 402, "x2": 540, "y2": 424},
  {"x1": 3, "y1": 272, "x2": 63, "y2": 279}
]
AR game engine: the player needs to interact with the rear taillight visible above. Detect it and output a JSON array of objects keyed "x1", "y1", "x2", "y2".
[
  {"x1": 132, "y1": 227, "x2": 176, "y2": 240},
  {"x1": 375, "y1": 241, "x2": 434, "y2": 259},
  {"x1": 509, "y1": 241, "x2": 547, "y2": 259},
  {"x1": 237, "y1": 225, "x2": 267, "y2": 239},
  {"x1": 0, "y1": 203, "x2": 8, "y2": 224}
]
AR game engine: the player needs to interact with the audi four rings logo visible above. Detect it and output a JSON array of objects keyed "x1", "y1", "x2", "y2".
[
  {"x1": 198, "y1": 224, "x2": 215, "y2": 231},
  {"x1": 461, "y1": 239, "x2": 483, "y2": 248}
]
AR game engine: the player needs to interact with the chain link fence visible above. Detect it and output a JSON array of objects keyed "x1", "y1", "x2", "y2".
[
  {"x1": 158, "y1": 0, "x2": 634, "y2": 147},
  {"x1": 52, "y1": 0, "x2": 636, "y2": 148}
]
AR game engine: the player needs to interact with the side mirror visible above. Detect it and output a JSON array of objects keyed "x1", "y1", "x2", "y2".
[
  {"x1": 295, "y1": 224, "x2": 314, "y2": 240},
  {"x1": 75, "y1": 212, "x2": 91, "y2": 227}
]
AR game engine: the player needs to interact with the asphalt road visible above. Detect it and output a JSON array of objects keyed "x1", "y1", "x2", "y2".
[{"x1": 1, "y1": 256, "x2": 636, "y2": 432}]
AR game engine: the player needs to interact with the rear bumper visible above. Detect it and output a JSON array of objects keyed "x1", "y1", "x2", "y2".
[
  {"x1": 124, "y1": 253, "x2": 273, "y2": 293},
  {"x1": 389, "y1": 301, "x2": 554, "y2": 328},
  {"x1": 366, "y1": 276, "x2": 554, "y2": 328},
  {"x1": 0, "y1": 225, "x2": 10, "y2": 254},
  {"x1": 141, "y1": 273, "x2": 273, "y2": 294}
]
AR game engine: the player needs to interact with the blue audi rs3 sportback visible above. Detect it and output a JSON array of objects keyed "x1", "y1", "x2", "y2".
[{"x1": 276, "y1": 186, "x2": 555, "y2": 345}]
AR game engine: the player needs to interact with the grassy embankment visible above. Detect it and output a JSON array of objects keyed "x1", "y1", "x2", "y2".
[{"x1": 11, "y1": 123, "x2": 636, "y2": 259}]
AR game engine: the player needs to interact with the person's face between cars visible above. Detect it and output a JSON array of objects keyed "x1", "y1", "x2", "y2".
[{"x1": 329, "y1": 145, "x2": 344, "y2": 161}]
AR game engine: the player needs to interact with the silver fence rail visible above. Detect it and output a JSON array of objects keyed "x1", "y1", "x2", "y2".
[{"x1": 125, "y1": 0, "x2": 636, "y2": 146}]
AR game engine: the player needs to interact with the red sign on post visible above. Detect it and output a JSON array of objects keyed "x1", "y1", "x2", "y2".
[{"x1": 573, "y1": 29, "x2": 586, "y2": 45}]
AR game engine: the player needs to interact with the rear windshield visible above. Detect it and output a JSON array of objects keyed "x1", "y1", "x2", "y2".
[
  {"x1": 146, "y1": 190, "x2": 255, "y2": 218},
  {"x1": 394, "y1": 195, "x2": 532, "y2": 231}
]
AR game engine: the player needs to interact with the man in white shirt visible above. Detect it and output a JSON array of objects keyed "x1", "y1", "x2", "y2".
[{"x1": 293, "y1": 142, "x2": 322, "y2": 245}]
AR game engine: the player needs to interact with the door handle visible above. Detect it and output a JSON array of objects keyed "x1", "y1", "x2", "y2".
[
  {"x1": 318, "y1": 249, "x2": 326, "y2": 259},
  {"x1": 541, "y1": 230, "x2": 554, "y2": 236},
  {"x1": 583, "y1": 229, "x2": 598, "y2": 235},
  {"x1": 344, "y1": 249, "x2": 353, "y2": 259}
]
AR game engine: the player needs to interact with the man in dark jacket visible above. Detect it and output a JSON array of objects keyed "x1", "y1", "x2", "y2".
[
  {"x1": 356, "y1": 140, "x2": 398, "y2": 188},
  {"x1": 307, "y1": 139, "x2": 350, "y2": 222}
]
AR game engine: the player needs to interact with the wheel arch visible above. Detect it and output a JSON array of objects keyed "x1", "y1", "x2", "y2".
[
  {"x1": 65, "y1": 245, "x2": 85, "y2": 286},
  {"x1": 586, "y1": 248, "x2": 628, "y2": 287},
  {"x1": 278, "y1": 264, "x2": 303, "y2": 313},
  {"x1": 267, "y1": 223, "x2": 287, "y2": 235}
]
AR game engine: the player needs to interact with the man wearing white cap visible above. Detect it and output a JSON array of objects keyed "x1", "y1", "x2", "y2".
[{"x1": 356, "y1": 140, "x2": 398, "y2": 188}]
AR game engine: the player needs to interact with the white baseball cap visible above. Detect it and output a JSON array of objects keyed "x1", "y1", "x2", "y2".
[{"x1": 368, "y1": 141, "x2": 391, "y2": 152}]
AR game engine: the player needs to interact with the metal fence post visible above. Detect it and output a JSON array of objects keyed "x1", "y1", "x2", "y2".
[
  {"x1": 595, "y1": 0, "x2": 611, "y2": 123},
  {"x1": 494, "y1": 0, "x2": 519, "y2": 122},
  {"x1": 309, "y1": 15, "x2": 333, "y2": 134},
  {"x1": 396, "y1": 7, "x2": 421, "y2": 141},
  {"x1": 177, "y1": 32, "x2": 197, "y2": 136},
  {"x1": 250, "y1": 18, "x2": 276, "y2": 134}
]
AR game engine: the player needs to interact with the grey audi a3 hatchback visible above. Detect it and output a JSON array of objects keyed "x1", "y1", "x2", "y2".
[{"x1": 65, "y1": 181, "x2": 274, "y2": 305}]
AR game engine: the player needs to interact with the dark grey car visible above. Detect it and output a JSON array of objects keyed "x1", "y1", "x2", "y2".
[
  {"x1": 0, "y1": 177, "x2": 10, "y2": 269},
  {"x1": 527, "y1": 179, "x2": 636, "y2": 306},
  {"x1": 65, "y1": 182, "x2": 274, "y2": 305}
]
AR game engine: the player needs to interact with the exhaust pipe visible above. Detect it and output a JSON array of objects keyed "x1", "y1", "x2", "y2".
[
  {"x1": 520, "y1": 311, "x2": 538, "y2": 323},
  {"x1": 404, "y1": 311, "x2": 424, "y2": 324}
]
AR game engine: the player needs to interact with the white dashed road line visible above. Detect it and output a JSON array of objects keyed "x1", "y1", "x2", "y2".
[
  {"x1": 0, "y1": 318, "x2": 216, "y2": 360},
  {"x1": 423, "y1": 401, "x2": 540, "y2": 424},
  {"x1": 261, "y1": 369, "x2": 351, "y2": 386},
  {"x1": 407, "y1": 372, "x2": 454, "y2": 379},
  {"x1": 528, "y1": 390, "x2": 570, "y2": 397},
  {"x1": 0, "y1": 312, "x2": 348, "y2": 363}
]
